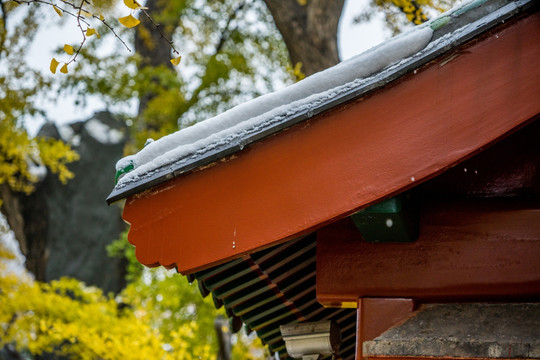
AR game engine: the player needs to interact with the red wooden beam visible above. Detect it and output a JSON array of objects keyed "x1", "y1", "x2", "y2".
[
  {"x1": 355, "y1": 299, "x2": 416, "y2": 360},
  {"x1": 317, "y1": 200, "x2": 540, "y2": 307},
  {"x1": 122, "y1": 13, "x2": 540, "y2": 274},
  {"x1": 365, "y1": 357, "x2": 523, "y2": 360}
]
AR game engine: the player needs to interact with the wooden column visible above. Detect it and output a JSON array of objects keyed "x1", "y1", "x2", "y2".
[{"x1": 355, "y1": 298, "x2": 415, "y2": 360}]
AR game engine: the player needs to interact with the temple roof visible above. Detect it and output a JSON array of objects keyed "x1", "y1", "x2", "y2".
[{"x1": 107, "y1": 0, "x2": 535, "y2": 204}]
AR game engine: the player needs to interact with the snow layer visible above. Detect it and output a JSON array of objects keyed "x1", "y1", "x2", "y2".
[
  {"x1": 115, "y1": 25, "x2": 434, "y2": 186},
  {"x1": 58, "y1": 124, "x2": 81, "y2": 146},
  {"x1": 0, "y1": 214, "x2": 30, "y2": 279},
  {"x1": 85, "y1": 119, "x2": 124, "y2": 145},
  {"x1": 28, "y1": 161, "x2": 47, "y2": 181}
]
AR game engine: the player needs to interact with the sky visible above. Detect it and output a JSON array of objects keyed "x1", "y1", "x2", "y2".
[
  {"x1": 25, "y1": 0, "x2": 390, "y2": 134},
  {"x1": 339, "y1": 0, "x2": 389, "y2": 60}
]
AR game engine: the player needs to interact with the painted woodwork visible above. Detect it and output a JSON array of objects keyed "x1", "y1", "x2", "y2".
[
  {"x1": 316, "y1": 200, "x2": 540, "y2": 307},
  {"x1": 355, "y1": 299, "x2": 416, "y2": 360},
  {"x1": 122, "y1": 12, "x2": 540, "y2": 274}
]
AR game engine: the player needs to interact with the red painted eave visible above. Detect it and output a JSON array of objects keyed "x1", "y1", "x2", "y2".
[{"x1": 123, "y1": 13, "x2": 540, "y2": 274}]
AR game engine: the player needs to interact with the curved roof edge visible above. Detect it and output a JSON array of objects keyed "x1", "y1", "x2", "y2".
[{"x1": 107, "y1": 0, "x2": 535, "y2": 204}]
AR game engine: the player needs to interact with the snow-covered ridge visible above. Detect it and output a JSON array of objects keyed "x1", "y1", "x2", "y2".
[
  {"x1": 107, "y1": 0, "x2": 531, "y2": 203},
  {"x1": 112, "y1": 0, "x2": 527, "y2": 192},
  {"x1": 115, "y1": 25, "x2": 434, "y2": 185}
]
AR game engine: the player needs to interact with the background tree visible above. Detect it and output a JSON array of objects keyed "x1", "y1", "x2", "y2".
[
  {"x1": 0, "y1": 225, "x2": 269, "y2": 359},
  {"x1": 58, "y1": 0, "x2": 453, "y2": 148}
]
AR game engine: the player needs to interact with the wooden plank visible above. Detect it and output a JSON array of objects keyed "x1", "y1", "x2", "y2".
[
  {"x1": 317, "y1": 200, "x2": 540, "y2": 306},
  {"x1": 356, "y1": 298, "x2": 416, "y2": 360},
  {"x1": 122, "y1": 13, "x2": 540, "y2": 273}
]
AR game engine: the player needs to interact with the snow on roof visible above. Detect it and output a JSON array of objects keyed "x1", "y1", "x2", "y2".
[
  {"x1": 116, "y1": 27, "x2": 432, "y2": 182},
  {"x1": 107, "y1": 0, "x2": 533, "y2": 204}
]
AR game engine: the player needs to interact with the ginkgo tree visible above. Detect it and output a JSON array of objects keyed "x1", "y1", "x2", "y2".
[
  {"x1": 0, "y1": 2, "x2": 79, "y2": 201},
  {"x1": 0, "y1": 226, "x2": 269, "y2": 359},
  {"x1": 0, "y1": 0, "x2": 181, "y2": 199}
]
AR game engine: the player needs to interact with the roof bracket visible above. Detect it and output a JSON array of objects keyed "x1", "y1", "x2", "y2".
[{"x1": 350, "y1": 192, "x2": 419, "y2": 243}]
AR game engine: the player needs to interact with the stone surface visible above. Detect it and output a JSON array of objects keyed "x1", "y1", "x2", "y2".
[
  {"x1": 363, "y1": 303, "x2": 540, "y2": 358},
  {"x1": 0, "y1": 112, "x2": 129, "y2": 292},
  {"x1": 40, "y1": 111, "x2": 127, "y2": 292}
]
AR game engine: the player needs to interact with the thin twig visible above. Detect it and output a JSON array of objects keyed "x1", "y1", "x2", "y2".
[
  {"x1": 181, "y1": 0, "x2": 246, "y2": 113},
  {"x1": 69, "y1": 0, "x2": 86, "y2": 65},
  {"x1": 139, "y1": 7, "x2": 179, "y2": 55},
  {"x1": 100, "y1": 17, "x2": 131, "y2": 52},
  {"x1": 9, "y1": 0, "x2": 178, "y2": 68},
  {"x1": 13, "y1": 0, "x2": 90, "y2": 25}
]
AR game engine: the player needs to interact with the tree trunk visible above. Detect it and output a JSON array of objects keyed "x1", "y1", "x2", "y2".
[
  {"x1": 0, "y1": 115, "x2": 128, "y2": 292},
  {"x1": 134, "y1": 0, "x2": 176, "y2": 126},
  {"x1": 214, "y1": 315, "x2": 232, "y2": 360},
  {"x1": 262, "y1": 0, "x2": 345, "y2": 76},
  {"x1": 0, "y1": 183, "x2": 48, "y2": 280}
]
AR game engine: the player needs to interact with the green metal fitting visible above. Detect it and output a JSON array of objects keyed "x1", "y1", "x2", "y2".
[
  {"x1": 350, "y1": 193, "x2": 419, "y2": 243},
  {"x1": 114, "y1": 161, "x2": 135, "y2": 184},
  {"x1": 430, "y1": 15, "x2": 452, "y2": 30}
]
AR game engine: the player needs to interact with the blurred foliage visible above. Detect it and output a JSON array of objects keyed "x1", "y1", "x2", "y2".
[
  {"x1": 0, "y1": 121, "x2": 79, "y2": 195},
  {"x1": 354, "y1": 0, "x2": 455, "y2": 35},
  {"x1": 0, "y1": 3, "x2": 79, "y2": 201},
  {"x1": 57, "y1": 0, "x2": 294, "y2": 152},
  {"x1": 0, "y1": 229, "x2": 270, "y2": 359},
  {"x1": 107, "y1": 230, "x2": 270, "y2": 358},
  {"x1": 2, "y1": 0, "x2": 456, "y2": 163}
]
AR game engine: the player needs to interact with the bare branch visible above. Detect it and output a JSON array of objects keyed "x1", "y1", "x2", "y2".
[
  {"x1": 12, "y1": 0, "x2": 89, "y2": 25},
  {"x1": 179, "y1": 1, "x2": 246, "y2": 117},
  {"x1": 138, "y1": 7, "x2": 179, "y2": 55},
  {"x1": 70, "y1": 0, "x2": 87, "y2": 65},
  {"x1": 8, "y1": 0, "x2": 131, "y2": 54},
  {"x1": 8, "y1": 0, "x2": 182, "y2": 71}
]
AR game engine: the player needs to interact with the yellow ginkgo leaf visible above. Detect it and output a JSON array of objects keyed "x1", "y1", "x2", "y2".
[
  {"x1": 79, "y1": 10, "x2": 93, "y2": 17},
  {"x1": 50, "y1": 58, "x2": 60, "y2": 74},
  {"x1": 170, "y1": 56, "x2": 182, "y2": 66},
  {"x1": 86, "y1": 28, "x2": 100, "y2": 38},
  {"x1": 123, "y1": 0, "x2": 141, "y2": 10},
  {"x1": 53, "y1": 5, "x2": 63, "y2": 17},
  {"x1": 63, "y1": 44, "x2": 74, "y2": 55},
  {"x1": 118, "y1": 14, "x2": 140, "y2": 28},
  {"x1": 60, "y1": 64, "x2": 68, "y2": 74}
]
